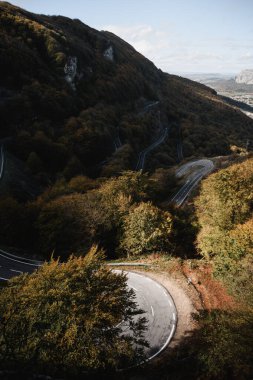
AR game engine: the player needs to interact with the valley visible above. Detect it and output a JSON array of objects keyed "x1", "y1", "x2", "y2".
[{"x1": 185, "y1": 72, "x2": 253, "y2": 119}]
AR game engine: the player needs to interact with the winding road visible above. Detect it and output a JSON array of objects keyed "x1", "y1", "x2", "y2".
[
  {"x1": 135, "y1": 100, "x2": 170, "y2": 171},
  {"x1": 171, "y1": 159, "x2": 214, "y2": 206},
  {"x1": 0, "y1": 251, "x2": 177, "y2": 362},
  {"x1": 0, "y1": 249, "x2": 42, "y2": 281},
  {"x1": 115, "y1": 270, "x2": 177, "y2": 361},
  {"x1": 136, "y1": 127, "x2": 168, "y2": 171}
]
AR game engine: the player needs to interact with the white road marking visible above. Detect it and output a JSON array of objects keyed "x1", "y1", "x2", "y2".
[
  {"x1": 155, "y1": 283, "x2": 163, "y2": 290},
  {"x1": 0, "y1": 251, "x2": 41, "y2": 267},
  {"x1": 147, "y1": 322, "x2": 176, "y2": 363},
  {"x1": 0, "y1": 248, "x2": 43, "y2": 264},
  {"x1": 113, "y1": 270, "x2": 178, "y2": 365},
  {"x1": 10, "y1": 269, "x2": 23, "y2": 274},
  {"x1": 0, "y1": 276, "x2": 9, "y2": 281}
]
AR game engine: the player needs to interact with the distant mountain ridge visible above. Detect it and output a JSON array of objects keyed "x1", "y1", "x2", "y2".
[
  {"x1": 236, "y1": 69, "x2": 253, "y2": 85},
  {"x1": 0, "y1": 1, "x2": 252, "y2": 185}
]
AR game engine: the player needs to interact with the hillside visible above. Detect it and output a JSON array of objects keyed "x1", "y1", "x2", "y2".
[
  {"x1": 1, "y1": 2, "x2": 253, "y2": 379},
  {"x1": 0, "y1": 1, "x2": 253, "y2": 186},
  {"x1": 1, "y1": 155, "x2": 253, "y2": 380}
]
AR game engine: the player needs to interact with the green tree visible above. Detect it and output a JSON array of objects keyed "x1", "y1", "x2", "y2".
[
  {"x1": 36, "y1": 193, "x2": 87, "y2": 258},
  {"x1": 213, "y1": 218, "x2": 253, "y2": 307},
  {"x1": 120, "y1": 202, "x2": 173, "y2": 256},
  {"x1": 26, "y1": 151, "x2": 44, "y2": 174},
  {"x1": 0, "y1": 247, "x2": 147, "y2": 377},
  {"x1": 99, "y1": 171, "x2": 150, "y2": 203},
  {"x1": 149, "y1": 167, "x2": 177, "y2": 199},
  {"x1": 63, "y1": 155, "x2": 83, "y2": 180},
  {"x1": 37, "y1": 172, "x2": 165, "y2": 258},
  {"x1": 195, "y1": 158, "x2": 253, "y2": 259},
  {"x1": 195, "y1": 158, "x2": 253, "y2": 306},
  {"x1": 0, "y1": 197, "x2": 38, "y2": 250},
  {"x1": 68, "y1": 175, "x2": 98, "y2": 193},
  {"x1": 192, "y1": 310, "x2": 253, "y2": 380}
]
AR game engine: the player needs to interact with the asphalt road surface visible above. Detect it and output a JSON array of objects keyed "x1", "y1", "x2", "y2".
[
  {"x1": 135, "y1": 100, "x2": 169, "y2": 171},
  {"x1": 0, "y1": 254, "x2": 177, "y2": 362},
  {"x1": 136, "y1": 128, "x2": 168, "y2": 171},
  {"x1": 0, "y1": 249, "x2": 42, "y2": 281},
  {"x1": 171, "y1": 159, "x2": 214, "y2": 206},
  {"x1": 114, "y1": 270, "x2": 177, "y2": 361}
]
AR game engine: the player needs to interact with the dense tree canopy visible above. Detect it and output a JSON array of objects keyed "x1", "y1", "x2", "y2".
[
  {"x1": 0, "y1": 247, "x2": 147, "y2": 377},
  {"x1": 195, "y1": 158, "x2": 253, "y2": 259},
  {"x1": 120, "y1": 202, "x2": 173, "y2": 256},
  {"x1": 1, "y1": 2, "x2": 253, "y2": 182},
  {"x1": 0, "y1": 171, "x2": 173, "y2": 259},
  {"x1": 191, "y1": 310, "x2": 253, "y2": 380},
  {"x1": 195, "y1": 157, "x2": 253, "y2": 305}
]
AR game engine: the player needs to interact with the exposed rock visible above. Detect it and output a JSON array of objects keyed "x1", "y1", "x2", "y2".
[
  {"x1": 103, "y1": 45, "x2": 114, "y2": 62},
  {"x1": 64, "y1": 56, "x2": 77, "y2": 89},
  {"x1": 235, "y1": 69, "x2": 253, "y2": 84}
]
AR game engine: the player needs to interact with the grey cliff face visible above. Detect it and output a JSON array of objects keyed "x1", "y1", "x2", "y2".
[{"x1": 236, "y1": 69, "x2": 253, "y2": 84}]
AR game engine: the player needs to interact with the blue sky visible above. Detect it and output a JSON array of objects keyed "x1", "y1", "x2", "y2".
[{"x1": 11, "y1": 0, "x2": 253, "y2": 74}]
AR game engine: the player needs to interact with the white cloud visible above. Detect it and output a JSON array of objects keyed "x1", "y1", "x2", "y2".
[
  {"x1": 102, "y1": 24, "x2": 170, "y2": 59},
  {"x1": 239, "y1": 52, "x2": 253, "y2": 62},
  {"x1": 101, "y1": 24, "x2": 253, "y2": 74}
]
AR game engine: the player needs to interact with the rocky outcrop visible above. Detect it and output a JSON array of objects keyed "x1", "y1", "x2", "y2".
[
  {"x1": 103, "y1": 45, "x2": 114, "y2": 62},
  {"x1": 236, "y1": 69, "x2": 253, "y2": 84},
  {"x1": 64, "y1": 56, "x2": 77, "y2": 89}
]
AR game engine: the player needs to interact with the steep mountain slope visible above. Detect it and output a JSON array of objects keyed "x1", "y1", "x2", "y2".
[{"x1": 0, "y1": 1, "x2": 253, "y2": 184}]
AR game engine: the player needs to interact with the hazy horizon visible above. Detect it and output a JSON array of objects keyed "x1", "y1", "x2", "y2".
[{"x1": 8, "y1": 0, "x2": 253, "y2": 75}]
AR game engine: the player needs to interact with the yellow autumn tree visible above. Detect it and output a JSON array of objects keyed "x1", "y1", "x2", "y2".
[
  {"x1": 0, "y1": 247, "x2": 147, "y2": 377},
  {"x1": 120, "y1": 202, "x2": 173, "y2": 256}
]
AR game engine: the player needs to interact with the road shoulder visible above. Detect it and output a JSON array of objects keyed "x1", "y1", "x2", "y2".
[{"x1": 127, "y1": 269, "x2": 199, "y2": 350}]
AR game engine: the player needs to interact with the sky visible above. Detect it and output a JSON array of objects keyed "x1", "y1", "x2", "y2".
[{"x1": 9, "y1": 0, "x2": 253, "y2": 74}]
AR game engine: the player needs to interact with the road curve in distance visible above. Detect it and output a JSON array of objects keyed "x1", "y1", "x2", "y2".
[
  {"x1": 136, "y1": 128, "x2": 168, "y2": 171},
  {"x1": 0, "y1": 248, "x2": 42, "y2": 281},
  {"x1": 171, "y1": 159, "x2": 214, "y2": 207},
  {"x1": 176, "y1": 159, "x2": 214, "y2": 178},
  {"x1": 114, "y1": 270, "x2": 177, "y2": 362}
]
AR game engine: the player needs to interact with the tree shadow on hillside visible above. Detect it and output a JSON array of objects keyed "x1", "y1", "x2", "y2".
[
  {"x1": 129, "y1": 309, "x2": 253, "y2": 380},
  {"x1": 170, "y1": 205, "x2": 200, "y2": 259}
]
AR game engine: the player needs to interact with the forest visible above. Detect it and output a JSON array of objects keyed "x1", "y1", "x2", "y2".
[
  {"x1": 0, "y1": 2, "x2": 252, "y2": 379},
  {"x1": 0, "y1": 1, "x2": 253, "y2": 186}
]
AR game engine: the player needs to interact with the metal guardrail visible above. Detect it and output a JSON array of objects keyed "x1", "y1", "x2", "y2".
[{"x1": 107, "y1": 262, "x2": 153, "y2": 267}]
